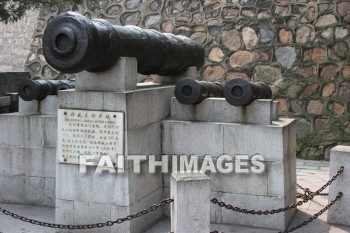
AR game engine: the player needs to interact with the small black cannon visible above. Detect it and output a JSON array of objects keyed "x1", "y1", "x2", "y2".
[
  {"x1": 224, "y1": 78, "x2": 272, "y2": 106},
  {"x1": 175, "y1": 78, "x2": 224, "y2": 105},
  {"x1": 43, "y1": 12, "x2": 204, "y2": 76},
  {"x1": 18, "y1": 79, "x2": 75, "y2": 101}
]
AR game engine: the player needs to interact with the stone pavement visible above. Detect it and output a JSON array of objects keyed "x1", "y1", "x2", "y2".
[{"x1": 1, "y1": 159, "x2": 350, "y2": 233}]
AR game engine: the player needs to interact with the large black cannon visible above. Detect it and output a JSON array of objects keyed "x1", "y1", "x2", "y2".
[
  {"x1": 18, "y1": 79, "x2": 75, "y2": 101},
  {"x1": 175, "y1": 78, "x2": 224, "y2": 105},
  {"x1": 224, "y1": 78, "x2": 272, "y2": 106},
  {"x1": 43, "y1": 12, "x2": 204, "y2": 76}
]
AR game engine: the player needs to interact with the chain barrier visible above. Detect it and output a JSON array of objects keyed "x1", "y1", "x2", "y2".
[
  {"x1": 0, "y1": 166, "x2": 344, "y2": 233},
  {"x1": 279, "y1": 192, "x2": 343, "y2": 233},
  {"x1": 211, "y1": 166, "x2": 344, "y2": 215},
  {"x1": 297, "y1": 184, "x2": 328, "y2": 201},
  {"x1": 0, "y1": 198, "x2": 173, "y2": 230}
]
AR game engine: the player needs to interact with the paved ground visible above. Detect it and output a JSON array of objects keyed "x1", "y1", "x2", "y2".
[{"x1": 1, "y1": 159, "x2": 349, "y2": 233}]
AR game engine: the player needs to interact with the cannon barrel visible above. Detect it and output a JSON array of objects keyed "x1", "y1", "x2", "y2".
[
  {"x1": 175, "y1": 78, "x2": 224, "y2": 105},
  {"x1": 43, "y1": 12, "x2": 205, "y2": 76},
  {"x1": 224, "y1": 78, "x2": 272, "y2": 106},
  {"x1": 18, "y1": 80, "x2": 75, "y2": 101}
]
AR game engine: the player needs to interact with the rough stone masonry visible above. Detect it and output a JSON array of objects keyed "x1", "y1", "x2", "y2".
[{"x1": 19, "y1": 0, "x2": 350, "y2": 160}]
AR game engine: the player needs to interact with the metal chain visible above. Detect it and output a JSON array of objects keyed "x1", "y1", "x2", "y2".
[
  {"x1": 0, "y1": 198, "x2": 173, "y2": 230},
  {"x1": 211, "y1": 166, "x2": 344, "y2": 215},
  {"x1": 279, "y1": 192, "x2": 343, "y2": 233},
  {"x1": 297, "y1": 184, "x2": 328, "y2": 201}
]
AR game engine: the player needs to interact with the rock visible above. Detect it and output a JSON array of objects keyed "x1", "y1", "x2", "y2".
[
  {"x1": 322, "y1": 82, "x2": 336, "y2": 97},
  {"x1": 314, "y1": 117, "x2": 329, "y2": 133},
  {"x1": 278, "y1": 28, "x2": 293, "y2": 44},
  {"x1": 28, "y1": 62, "x2": 41, "y2": 74},
  {"x1": 204, "y1": 2, "x2": 221, "y2": 19},
  {"x1": 275, "y1": 98, "x2": 288, "y2": 113},
  {"x1": 307, "y1": 100, "x2": 324, "y2": 114},
  {"x1": 316, "y1": 14, "x2": 337, "y2": 27},
  {"x1": 275, "y1": 47, "x2": 297, "y2": 69},
  {"x1": 331, "y1": 102, "x2": 345, "y2": 115},
  {"x1": 221, "y1": 29, "x2": 241, "y2": 51},
  {"x1": 342, "y1": 64, "x2": 350, "y2": 79},
  {"x1": 274, "y1": 5, "x2": 289, "y2": 16},
  {"x1": 296, "y1": 25, "x2": 315, "y2": 44},
  {"x1": 321, "y1": 28, "x2": 333, "y2": 39},
  {"x1": 190, "y1": 32, "x2": 207, "y2": 44},
  {"x1": 240, "y1": 0, "x2": 255, "y2": 5},
  {"x1": 125, "y1": 0, "x2": 142, "y2": 9},
  {"x1": 253, "y1": 65, "x2": 282, "y2": 84},
  {"x1": 229, "y1": 51, "x2": 259, "y2": 68},
  {"x1": 144, "y1": 14, "x2": 161, "y2": 28},
  {"x1": 106, "y1": 5, "x2": 122, "y2": 16},
  {"x1": 208, "y1": 47, "x2": 225, "y2": 62},
  {"x1": 287, "y1": 84, "x2": 303, "y2": 98},
  {"x1": 222, "y1": 6, "x2": 239, "y2": 19},
  {"x1": 294, "y1": 66, "x2": 316, "y2": 78},
  {"x1": 242, "y1": 27, "x2": 258, "y2": 50},
  {"x1": 242, "y1": 7, "x2": 256, "y2": 17},
  {"x1": 208, "y1": 26, "x2": 221, "y2": 36},
  {"x1": 335, "y1": 27, "x2": 348, "y2": 39},
  {"x1": 296, "y1": 119, "x2": 311, "y2": 137},
  {"x1": 259, "y1": 24, "x2": 275, "y2": 44},
  {"x1": 303, "y1": 49, "x2": 312, "y2": 62},
  {"x1": 330, "y1": 41, "x2": 349, "y2": 59},
  {"x1": 300, "y1": 7, "x2": 316, "y2": 23},
  {"x1": 42, "y1": 65, "x2": 58, "y2": 79},
  {"x1": 300, "y1": 83, "x2": 320, "y2": 99},
  {"x1": 176, "y1": 14, "x2": 192, "y2": 23},
  {"x1": 337, "y1": 2, "x2": 350, "y2": 22},
  {"x1": 168, "y1": 1, "x2": 187, "y2": 14},
  {"x1": 311, "y1": 47, "x2": 326, "y2": 62},
  {"x1": 290, "y1": 100, "x2": 303, "y2": 114},
  {"x1": 202, "y1": 65, "x2": 225, "y2": 81},
  {"x1": 320, "y1": 64, "x2": 339, "y2": 80},
  {"x1": 150, "y1": 0, "x2": 161, "y2": 11},
  {"x1": 121, "y1": 11, "x2": 142, "y2": 26},
  {"x1": 161, "y1": 21, "x2": 174, "y2": 33},
  {"x1": 226, "y1": 72, "x2": 250, "y2": 81},
  {"x1": 339, "y1": 82, "x2": 350, "y2": 97}
]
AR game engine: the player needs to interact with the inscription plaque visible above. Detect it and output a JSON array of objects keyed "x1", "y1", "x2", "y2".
[{"x1": 57, "y1": 109, "x2": 124, "y2": 166}]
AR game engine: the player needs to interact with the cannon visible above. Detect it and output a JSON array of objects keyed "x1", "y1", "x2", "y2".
[
  {"x1": 224, "y1": 78, "x2": 272, "y2": 106},
  {"x1": 175, "y1": 78, "x2": 224, "y2": 105},
  {"x1": 18, "y1": 79, "x2": 75, "y2": 101},
  {"x1": 43, "y1": 12, "x2": 204, "y2": 76}
]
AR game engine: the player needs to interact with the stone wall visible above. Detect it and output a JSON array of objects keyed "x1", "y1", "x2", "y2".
[
  {"x1": 24, "y1": 0, "x2": 350, "y2": 160},
  {"x1": 0, "y1": 10, "x2": 39, "y2": 72}
]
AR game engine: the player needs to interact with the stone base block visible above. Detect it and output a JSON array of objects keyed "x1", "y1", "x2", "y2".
[
  {"x1": 56, "y1": 188, "x2": 164, "y2": 233},
  {"x1": 328, "y1": 145, "x2": 350, "y2": 227},
  {"x1": 0, "y1": 175, "x2": 54, "y2": 207},
  {"x1": 162, "y1": 118, "x2": 295, "y2": 162},
  {"x1": 213, "y1": 192, "x2": 296, "y2": 230},
  {"x1": 171, "y1": 98, "x2": 280, "y2": 125},
  {"x1": 19, "y1": 96, "x2": 58, "y2": 115},
  {"x1": 59, "y1": 86, "x2": 174, "y2": 130},
  {"x1": 75, "y1": 57, "x2": 138, "y2": 92}
]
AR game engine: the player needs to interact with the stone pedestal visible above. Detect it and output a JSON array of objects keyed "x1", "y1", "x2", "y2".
[
  {"x1": 55, "y1": 57, "x2": 174, "y2": 233},
  {"x1": 0, "y1": 97, "x2": 58, "y2": 207},
  {"x1": 162, "y1": 98, "x2": 297, "y2": 230},
  {"x1": 328, "y1": 146, "x2": 350, "y2": 227}
]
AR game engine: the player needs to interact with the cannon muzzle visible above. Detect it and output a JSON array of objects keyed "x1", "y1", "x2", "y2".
[
  {"x1": 224, "y1": 78, "x2": 272, "y2": 106},
  {"x1": 43, "y1": 12, "x2": 204, "y2": 76},
  {"x1": 175, "y1": 78, "x2": 224, "y2": 105},
  {"x1": 18, "y1": 80, "x2": 75, "y2": 101}
]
